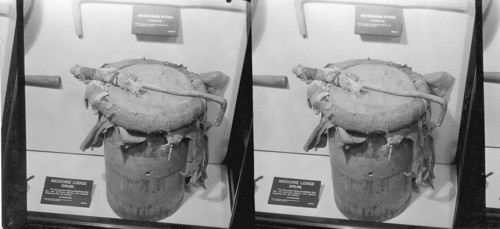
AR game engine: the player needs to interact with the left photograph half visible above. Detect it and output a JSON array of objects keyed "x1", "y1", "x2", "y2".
[{"x1": 23, "y1": 0, "x2": 249, "y2": 228}]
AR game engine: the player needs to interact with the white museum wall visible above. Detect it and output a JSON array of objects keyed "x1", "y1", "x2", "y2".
[
  {"x1": 24, "y1": 0, "x2": 248, "y2": 163},
  {"x1": 252, "y1": 0, "x2": 475, "y2": 164},
  {"x1": 484, "y1": 0, "x2": 500, "y2": 148}
]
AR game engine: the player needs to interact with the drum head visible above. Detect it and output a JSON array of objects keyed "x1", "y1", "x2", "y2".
[
  {"x1": 85, "y1": 62, "x2": 205, "y2": 134},
  {"x1": 107, "y1": 64, "x2": 197, "y2": 115},
  {"x1": 314, "y1": 59, "x2": 429, "y2": 134},
  {"x1": 329, "y1": 64, "x2": 416, "y2": 116}
]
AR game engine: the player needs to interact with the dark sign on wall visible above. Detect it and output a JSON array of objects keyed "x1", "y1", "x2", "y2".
[
  {"x1": 268, "y1": 177, "x2": 321, "y2": 208},
  {"x1": 132, "y1": 5, "x2": 180, "y2": 37},
  {"x1": 355, "y1": 5, "x2": 403, "y2": 37}
]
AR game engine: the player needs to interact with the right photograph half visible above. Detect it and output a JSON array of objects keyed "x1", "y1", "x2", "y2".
[{"x1": 252, "y1": 0, "x2": 476, "y2": 228}]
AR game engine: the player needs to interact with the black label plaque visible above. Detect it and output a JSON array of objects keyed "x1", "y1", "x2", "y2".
[
  {"x1": 40, "y1": 176, "x2": 93, "y2": 208},
  {"x1": 354, "y1": 5, "x2": 403, "y2": 37},
  {"x1": 132, "y1": 5, "x2": 180, "y2": 36},
  {"x1": 268, "y1": 177, "x2": 321, "y2": 208}
]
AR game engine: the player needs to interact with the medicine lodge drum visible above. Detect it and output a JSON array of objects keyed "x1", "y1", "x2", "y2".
[
  {"x1": 71, "y1": 59, "x2": 229, "y2": 221},
  {"x1": 293, "y1": 59, "x2": 454, "y2": 222}
]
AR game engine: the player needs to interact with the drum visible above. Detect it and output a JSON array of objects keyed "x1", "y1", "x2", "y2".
[
  {"x1": 103, "y1": 128, "x2": 189, "y2": 221},
  {"x1": 71, "y1": 59, "x2": 228, "y2": 221},
  {"x1": 294, "y1": 59, "x2": 451, "y2": 222}
]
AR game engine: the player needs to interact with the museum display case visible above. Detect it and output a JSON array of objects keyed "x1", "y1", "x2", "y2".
[
  {"x1": 19, "y1": 0, "x2": 252, "y2": 228},
  {"x1": 0, "y1": 0, "x2": 489, "y2": 228},
  {"x1": 252, "y1": 0, "x2": 482, "y2": 228}
]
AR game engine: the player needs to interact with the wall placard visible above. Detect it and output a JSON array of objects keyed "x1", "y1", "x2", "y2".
[
  {"x1": 131, "y1": 5, "x2": 180, "y2": 36},
  {"x1": 268, "y1": 177, "x2": 321, "y2": 208},
  {"x1": 354, "y1": 5, "x2": 403, "y2": 37},
  {"x1": 40, "y1": 176, "x2": 93, "y2": 208}
]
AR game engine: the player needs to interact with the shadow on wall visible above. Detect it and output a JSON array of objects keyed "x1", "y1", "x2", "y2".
[
  {"x1": 184, "y1": 175, "x2": 228, "y2": 204},
  {"x1": 483, "y1": 0, "x2": 499, "y2": 50},
  {"x1": 426, "y1": 181, "x2": 457, "y2": 203},
  {"x1": 431, "y1": 81, "x2": 456, "y2": 163},
  {"x1": 203, "y1": 78, "x2": 231, "y2": 162},
  {"x1": 251, "y1": 0, "x2": 265, "y2": 53},
  {"x1": 197, "y1": 181, "x2": 229, "y2": 203},
  {"x1": 24, "y1": 0, "x2": 43, "y2": 54},
  {"x1": 410, "y1": 176, "x2": 456, "y2": 206}
]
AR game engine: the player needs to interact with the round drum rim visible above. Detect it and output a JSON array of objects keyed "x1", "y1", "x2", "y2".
[
  {"x1": 316, "y1": 58, "x2": 430, "y2": 134},
  {"x1": 84, "y1": 62, "x2": 206, "y2": 134}
]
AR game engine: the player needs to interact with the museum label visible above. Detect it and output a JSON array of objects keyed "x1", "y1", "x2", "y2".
[
  {"x1": 268, "y1": 177, "x2": 321, "y2": 208},
  {"x1": 354, "y1": 5, "x2": 403, "y2": 37},
  {"x1": 132, "y1": 5, "x2": 180, "y2": 36},
  {"x1": 40, "y1": 176, "x2": 93, "y2": 208}
]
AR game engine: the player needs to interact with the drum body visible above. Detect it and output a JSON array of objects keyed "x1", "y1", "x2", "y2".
[
  {"x1": 76, "y1": 59, "x2": 226, "y2": 221},
  {"x1": 325, "y1": 62, "x2": 420, "y2": 221},
  {"x1": 103, "y1": 127, "x2": 188, "y2": 221},
  {"x1": 299, "y1": 59, "x2": 435, "y2": 222},
  {"x1": 329, "y1": 129, "x2": 414, "y2": 222}
]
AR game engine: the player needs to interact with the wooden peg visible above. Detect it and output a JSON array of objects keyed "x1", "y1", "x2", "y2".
[
  {"x1": 25, "y1": 75, "x2": 62, "y2": 89},
  {"x1": 294, "y1": 0, "x2": 307, "y2": 38},
  {"x1": 72, "y1": 0, "x2": 83, "y2": 39},
  {"x1": 253, "y1": 75, "x2": 288, "y2": 88},
  {"x1": 485, "y1": 72, "x2": 500, "y2": 84}
]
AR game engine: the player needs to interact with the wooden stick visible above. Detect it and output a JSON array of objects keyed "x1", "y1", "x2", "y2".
[
  {"x1": 27, "y1": 175, "x2": 35, "y2": 182},
  {"x1": 25, "y1": 75, "x2": 62, "y2": 89},
  {"x1": 292, "y1": 64, "x2": 448, "y2": 128},
  {"x1": 71, "y1": 0, "x2": 83, "y2": 39},
  {"x1": 71, "y1": 64, "x2": 227, "y2": 126},
  {"x1": 81, "y1": 0, "x2": 248, "y2": 9},
  {"x1": 294, "y1": 0, "x2": 307, "y2": 38},
  {"x1": 485, "y1": 72, "x2": 500, "y2": 84},
  {"x1": 306, "y1": 0, "x2": 468, "y2": 11},
  {"x1": 253, "y1": 75, "x2": 288, "y2": 88},
  {"x1": 295, "y1": 0, "x2": 468, "y2": 37},
  {"x1": 361, "y1": 83, "x2": 447, "y2": 128},
  {"x1": 142, "y1": 83, "x2": 227, "y2": 126},
  {"x1": 71, "y1": 0, "x2": 247, "y2": 38}
]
